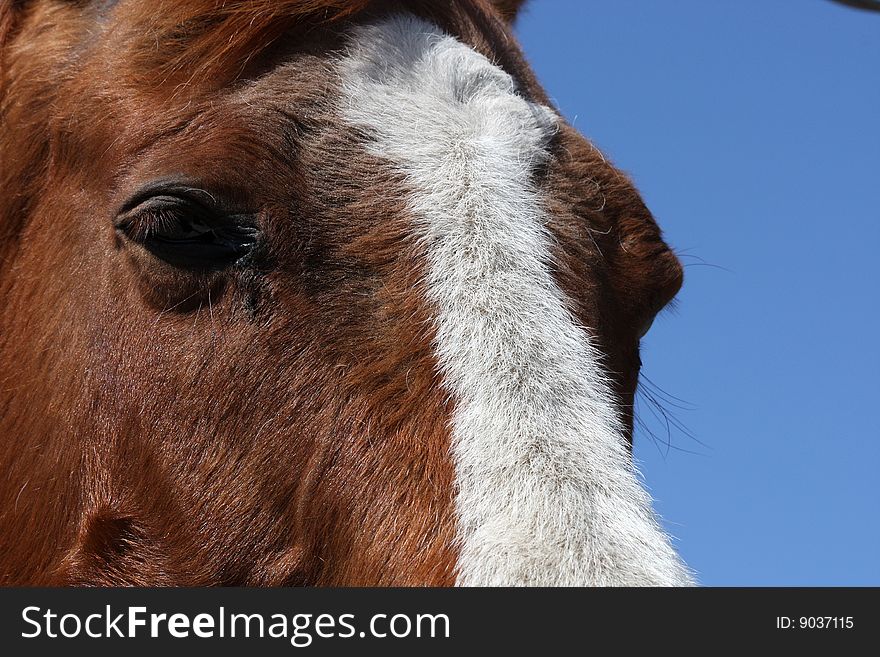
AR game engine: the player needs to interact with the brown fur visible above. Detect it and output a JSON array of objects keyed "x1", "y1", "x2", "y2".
[
  {"x1": 0, "y1": 0, "x2": 682, "y2": 585},
  {"x1": 491, "y1": 0, "x2": 528, "y2": 22}
]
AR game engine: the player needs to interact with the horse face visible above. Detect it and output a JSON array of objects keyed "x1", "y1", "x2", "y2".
[{"x1": 0, "y1": 1, "x2": 687, "y2": 585}]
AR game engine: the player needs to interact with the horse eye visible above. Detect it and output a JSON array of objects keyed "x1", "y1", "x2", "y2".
[{"x1": 116, "y1": 194, "x2": 258, "y2": 270}]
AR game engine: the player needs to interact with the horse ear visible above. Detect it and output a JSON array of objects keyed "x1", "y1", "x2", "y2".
[{"x1": 491, "y1": 0, "x2": 528, "y2": 23}]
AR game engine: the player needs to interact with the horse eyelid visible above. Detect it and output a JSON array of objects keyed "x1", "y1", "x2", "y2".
[{"x1": 115, "y1": 193, "x2": 259, "y2": 270}]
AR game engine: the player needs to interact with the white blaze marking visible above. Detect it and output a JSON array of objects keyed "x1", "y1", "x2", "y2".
[{"x1": 340, "y1": 15, "x2": 692, "y2": 586}]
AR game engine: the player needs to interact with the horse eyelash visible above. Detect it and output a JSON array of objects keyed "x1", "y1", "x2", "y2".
[{"x1": 118, "y1": 207, "x2": 191, "y2": 242}]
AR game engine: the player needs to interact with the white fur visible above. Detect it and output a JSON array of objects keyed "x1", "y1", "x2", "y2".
[{"x1": 339, "y1": 15, "x2": 693, "y2": 586}]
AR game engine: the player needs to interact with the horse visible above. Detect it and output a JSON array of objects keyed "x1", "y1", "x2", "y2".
[{"x1": 0, "y1": 0, "x2": 692, "y2": 586}]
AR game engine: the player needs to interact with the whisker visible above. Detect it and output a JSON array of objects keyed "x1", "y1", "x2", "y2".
[
  {"x1": 675, "y1": 252, "x2": 733, "y2": 274},
  {"x1": 644, "y1": 387, "x2": 699, "y2": 442},
  {"x1": 640, "y1": 373, "x2": 697, "y2": 411},
  {"x1": 640, "y1": 389, "x2": 674, "y2": 458},
  {"x1": 635, "y1": 371, "x2": 712, "y2": 456},
  {"x1": 207, "y1": 284, "x2": 217, "y2": 340},
  {"x1": 153, "y1": 289, "x2": 204, "y2": 326},
  {"x1": 634, "y1": 413, "x2": 669, "y2": 460}
]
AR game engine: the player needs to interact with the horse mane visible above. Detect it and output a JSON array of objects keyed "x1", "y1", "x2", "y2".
[
  {"x1": 490, "y1": 0, "x2": 526, "y2": 22},
  {"x1": 0, "y1": 1, "x2": 372, "y2": 81},
  {"x1": 1, "y1": 1, "x2": 524, "y2": 82},
  {"x1": 126, "y1": 0, "x2": 373, "y2": 81}
]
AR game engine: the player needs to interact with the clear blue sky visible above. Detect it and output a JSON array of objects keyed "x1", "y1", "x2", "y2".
[{"x1": 515, "y1": 0, "x2": 880, "y2": 586}]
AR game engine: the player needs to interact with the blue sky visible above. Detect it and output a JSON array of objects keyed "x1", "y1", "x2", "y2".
[{"x1": 515, "y1": 0, "x2": 880, "y2": 585}]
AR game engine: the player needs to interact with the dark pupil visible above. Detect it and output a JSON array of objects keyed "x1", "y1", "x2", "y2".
[
  {"x1": 120, "y1": 195, "x2": 258, "y2": 270},
  {"x1": 162, "y1": 216, "x2": 213, "y2": 241},
  {"x1": 146, "y1": 216, "x2": 256, "y2": 269}
]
